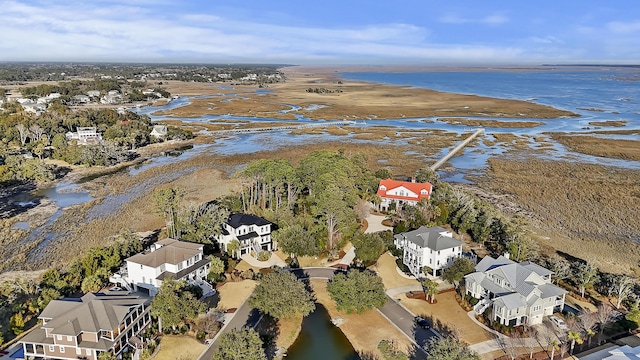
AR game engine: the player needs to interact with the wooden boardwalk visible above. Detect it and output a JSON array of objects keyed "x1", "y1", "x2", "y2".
[
  {"x1": 212, "y1": 120, "x2": 356, "y2": 134},
  {"x1": 430, "y1": 128, "x2": 485, "y2": 170}
]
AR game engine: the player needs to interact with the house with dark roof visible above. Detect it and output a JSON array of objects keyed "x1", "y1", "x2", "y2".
[
  {"x1": 111, "y1": 238, "x2": 210, "y2": 296},
  {"x1": 464, "y1": 255, "x2": 567, "y2": 326},
  {"x1": 394, "y1": 226, "x2": 463, "y2": 277},
  {"x1": 19, "y1": 292, "x2": 151, "y2": 360},
  {"x1": 376, "y1": 178, "x2": 432, "y2": 212},
  {"x1": 215, "y1": 213, "x2": 273, "y2": 258}
]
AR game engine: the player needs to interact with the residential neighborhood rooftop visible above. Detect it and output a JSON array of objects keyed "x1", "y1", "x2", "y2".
[
  {"x1": 394, "y1": 226, "x2": 462, "y2": 251},
  {"x1": 227, "y1": 213, "x2": 271, "y2": 228},
  {"x1": 126, "y1": 238, "x2": 202, "y2": 268}
]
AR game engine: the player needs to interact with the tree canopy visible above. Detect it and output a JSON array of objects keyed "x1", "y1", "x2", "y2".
[
  {"x1": 327, "y1": 270, "x2": 386, "y2": 313},
  {"x1": 351, "y1": 232, "x2": 386, "y2": 266},
  {"x1": 213, "y1": 327, "x2": 267, "y2": 360},
  {"x1": 425, "y1": 337, "x2": 481, "y2": 360},
  {"x1": 441, "y1": 257, "x2": 476, "y2": 288},
  {"x1": 150, "y1": 279, "x2": 207, "y2": 330},
  {"x1": 249, "y1": 269, "x2": 315, "y2": 319}
]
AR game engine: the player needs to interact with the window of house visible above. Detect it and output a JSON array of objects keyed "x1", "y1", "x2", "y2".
[
  {"x1": 67, "y1": 335, "x2": 73, "y2": 341},
  {"x1": 76, "y1": 348, "x2": 82, "y2": 355},
  {"x1": 87, "y1": 349, "x2": 92, "y2": 355},
  {"x1": 60, "y1": 346, "x2": 65, "y2": 353},
  {"x1": 142, "y1": 276, "x2": 145, "y2": 283},
  {"x1": 140, "y1": 264, "x2": 143, "y2": 269},
  {"x1": 57, "y1": 335, "x2": 62, "y2": 340},
  {"x1": 49, "y1": 345, "x2": 55, "y2": 352}
]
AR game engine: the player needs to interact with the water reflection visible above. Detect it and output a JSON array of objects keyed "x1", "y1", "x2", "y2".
[{"x1": 287, "y1": 304, "x2": 359, "y2": 360}]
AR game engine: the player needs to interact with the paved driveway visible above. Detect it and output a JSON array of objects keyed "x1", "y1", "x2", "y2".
[{"x1": 365, "y1": 213, "x2": 393, "y2": 234}]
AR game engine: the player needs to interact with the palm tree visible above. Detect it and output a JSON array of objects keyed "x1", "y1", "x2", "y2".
[
  {"x1": 568, "y1": 330, "x2": 583, "y2": 355},
  {"x1": 548, "y1": 339, "x2": 559, "y2": 360},
  {"x1": 227, "y1": 239, "x2": 241, "y2": 259},
  {"x1": 422, "y1": 279, "x2": 439, "y2": 303}
]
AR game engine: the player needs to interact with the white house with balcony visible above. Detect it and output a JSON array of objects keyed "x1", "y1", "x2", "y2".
[
  {"x1": 112, "y1": 238, "x2": 210, "y2": 296},
  {"x1": 464, "y1": 255, "x2": 567, "y2": 326},
  {"x1": 215, "y1": 213, "x2": 273, "y2": 258},
  {"x1": 376, "y1": 178, "x2": 432, "y2": 212},
  {"x1": 65, "y1": 127, "x2": 102, "y2": 145},
  {"x1": 394, "y1": 226, "x2": 463, "y2": 277}
]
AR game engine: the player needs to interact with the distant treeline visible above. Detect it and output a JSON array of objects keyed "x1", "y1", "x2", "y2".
[{"x1": 0, "y1": 63, "x2": 287, "y2": 83}]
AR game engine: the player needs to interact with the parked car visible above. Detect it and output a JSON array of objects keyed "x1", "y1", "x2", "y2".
[
  {"x1": 415, "y1": 316, "x2": 430, "y2": 329},
  {"x1": 550, "y1": 315, "x2": 568, "y2": 330}
]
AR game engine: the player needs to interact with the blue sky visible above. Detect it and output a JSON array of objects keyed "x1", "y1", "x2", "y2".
[{"x1": 1, "y1": 0, "x2": 639, "y2": 64}]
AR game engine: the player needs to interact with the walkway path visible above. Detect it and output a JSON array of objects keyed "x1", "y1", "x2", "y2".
[{"x1": 430, "y1": 128, "x2": 484, "y2": 170}]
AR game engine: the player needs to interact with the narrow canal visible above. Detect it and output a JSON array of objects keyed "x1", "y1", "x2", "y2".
[{"x1": 286, "y1": 304, "x2": 360, "y2": 360}]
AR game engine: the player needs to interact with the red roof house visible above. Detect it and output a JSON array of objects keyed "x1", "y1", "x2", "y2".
[{"x1": 376, "y1": 179, "x2": 432, "y2": 211}]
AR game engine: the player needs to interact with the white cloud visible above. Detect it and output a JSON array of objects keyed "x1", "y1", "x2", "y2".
[
  {"x1": 438, "y1": 13, "x2": 509, "y2": 25},
  {"x1": 482, "y1": 14, "x2": 509, "y2": 25},
  {"x1": 608, "y1": 20, "x2": 640, "y2": 34},
  {"x1": 529, "y1": 36, "x2": 561, "y2": 44}
]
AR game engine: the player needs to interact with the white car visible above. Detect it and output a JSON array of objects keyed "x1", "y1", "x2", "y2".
[{"x1": 550, "y1": 315, "x2": 568, "y2": 330}]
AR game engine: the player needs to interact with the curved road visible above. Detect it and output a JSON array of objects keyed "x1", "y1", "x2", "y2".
[{"x1": 199, "y1": 267, "x2": 433, "y2": 360}]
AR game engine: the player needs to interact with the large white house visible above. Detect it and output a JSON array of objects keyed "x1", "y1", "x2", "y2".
[
  {"x1": 464, "y1": 255, "x2": 567, "y2": 326},
  {"x1": 394, "y1": 226, "x2": 463, "y2": 277},
  {"x1": 215, "y1": 213, "x2": 273, "y2": 258},
  {"x1": 65, "y1": 127, "x2": 102, "y2": 145},
  {"x1": 376, "y1": 178, "x2": 432, "y2": 212},
  {"x1": 111, "y1": 238, "x2": 210, "y2": 296}
]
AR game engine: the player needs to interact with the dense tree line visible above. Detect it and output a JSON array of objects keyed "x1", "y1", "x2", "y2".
[
  {"x1": 0, "y1": 103, "x2": 193, "y2": 185},
  {"x1": 0, "y1": 63, "x2": 284, "y2": 83},
  {"x1": 236, "y1": 151, "x2": 378, "y2": 257},
  {"x1": 0, "y1": 232, "x2": 143, "y2": 344}
]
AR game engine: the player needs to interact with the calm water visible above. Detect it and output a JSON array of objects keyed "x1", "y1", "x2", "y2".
[
  {"x1": 287, "y1": 304, "x2": 359, "y2": 360},
  {"x1": 340, "y1": 69, "x2": 640, "y2": 126},
  {"x1": 15, "y1": 70, "x2": 640, "y2": 265}
]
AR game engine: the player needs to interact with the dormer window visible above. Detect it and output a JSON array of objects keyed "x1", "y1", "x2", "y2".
[
  {"x1": 379, "y1": 185, "x2": 386, "y2": 191},
  {"x1": 421, "y1": 189, "x2": 428, "y2": 195}
]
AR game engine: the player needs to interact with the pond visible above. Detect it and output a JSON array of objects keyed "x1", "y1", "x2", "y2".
[{"x1": 286, "y1": 304, "x2": 360, "y2": 360}]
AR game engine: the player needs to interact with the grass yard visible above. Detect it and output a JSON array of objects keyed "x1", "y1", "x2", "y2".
[
  {"x1": 395, "y1": 291, "x2": 493, "y2": 345},
  {"x1": 309, "y1": 278, "x2": 414, "y2": 359},
  {"x1": 374, "y1": 252, "x2": 420, "y2": 290},
  {"x1": 151, "y1": 335, "x2": 205, "y2": 360},
  {"x1": 216, "y1": 280, "x2": 256, "y2": 311}
]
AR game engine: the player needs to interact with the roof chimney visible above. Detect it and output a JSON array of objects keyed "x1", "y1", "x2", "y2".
[
  {"x1": 504, "y1": 252, "x2": 510, "y2": 260},
  {"x1": 411, "y1": 177, "x2": 416, "y2": 183}
]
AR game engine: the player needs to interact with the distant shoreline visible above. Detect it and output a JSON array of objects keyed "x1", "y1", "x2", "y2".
[{"x1": 280, "y1": 63, "x2": 640, "y2": 74}]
